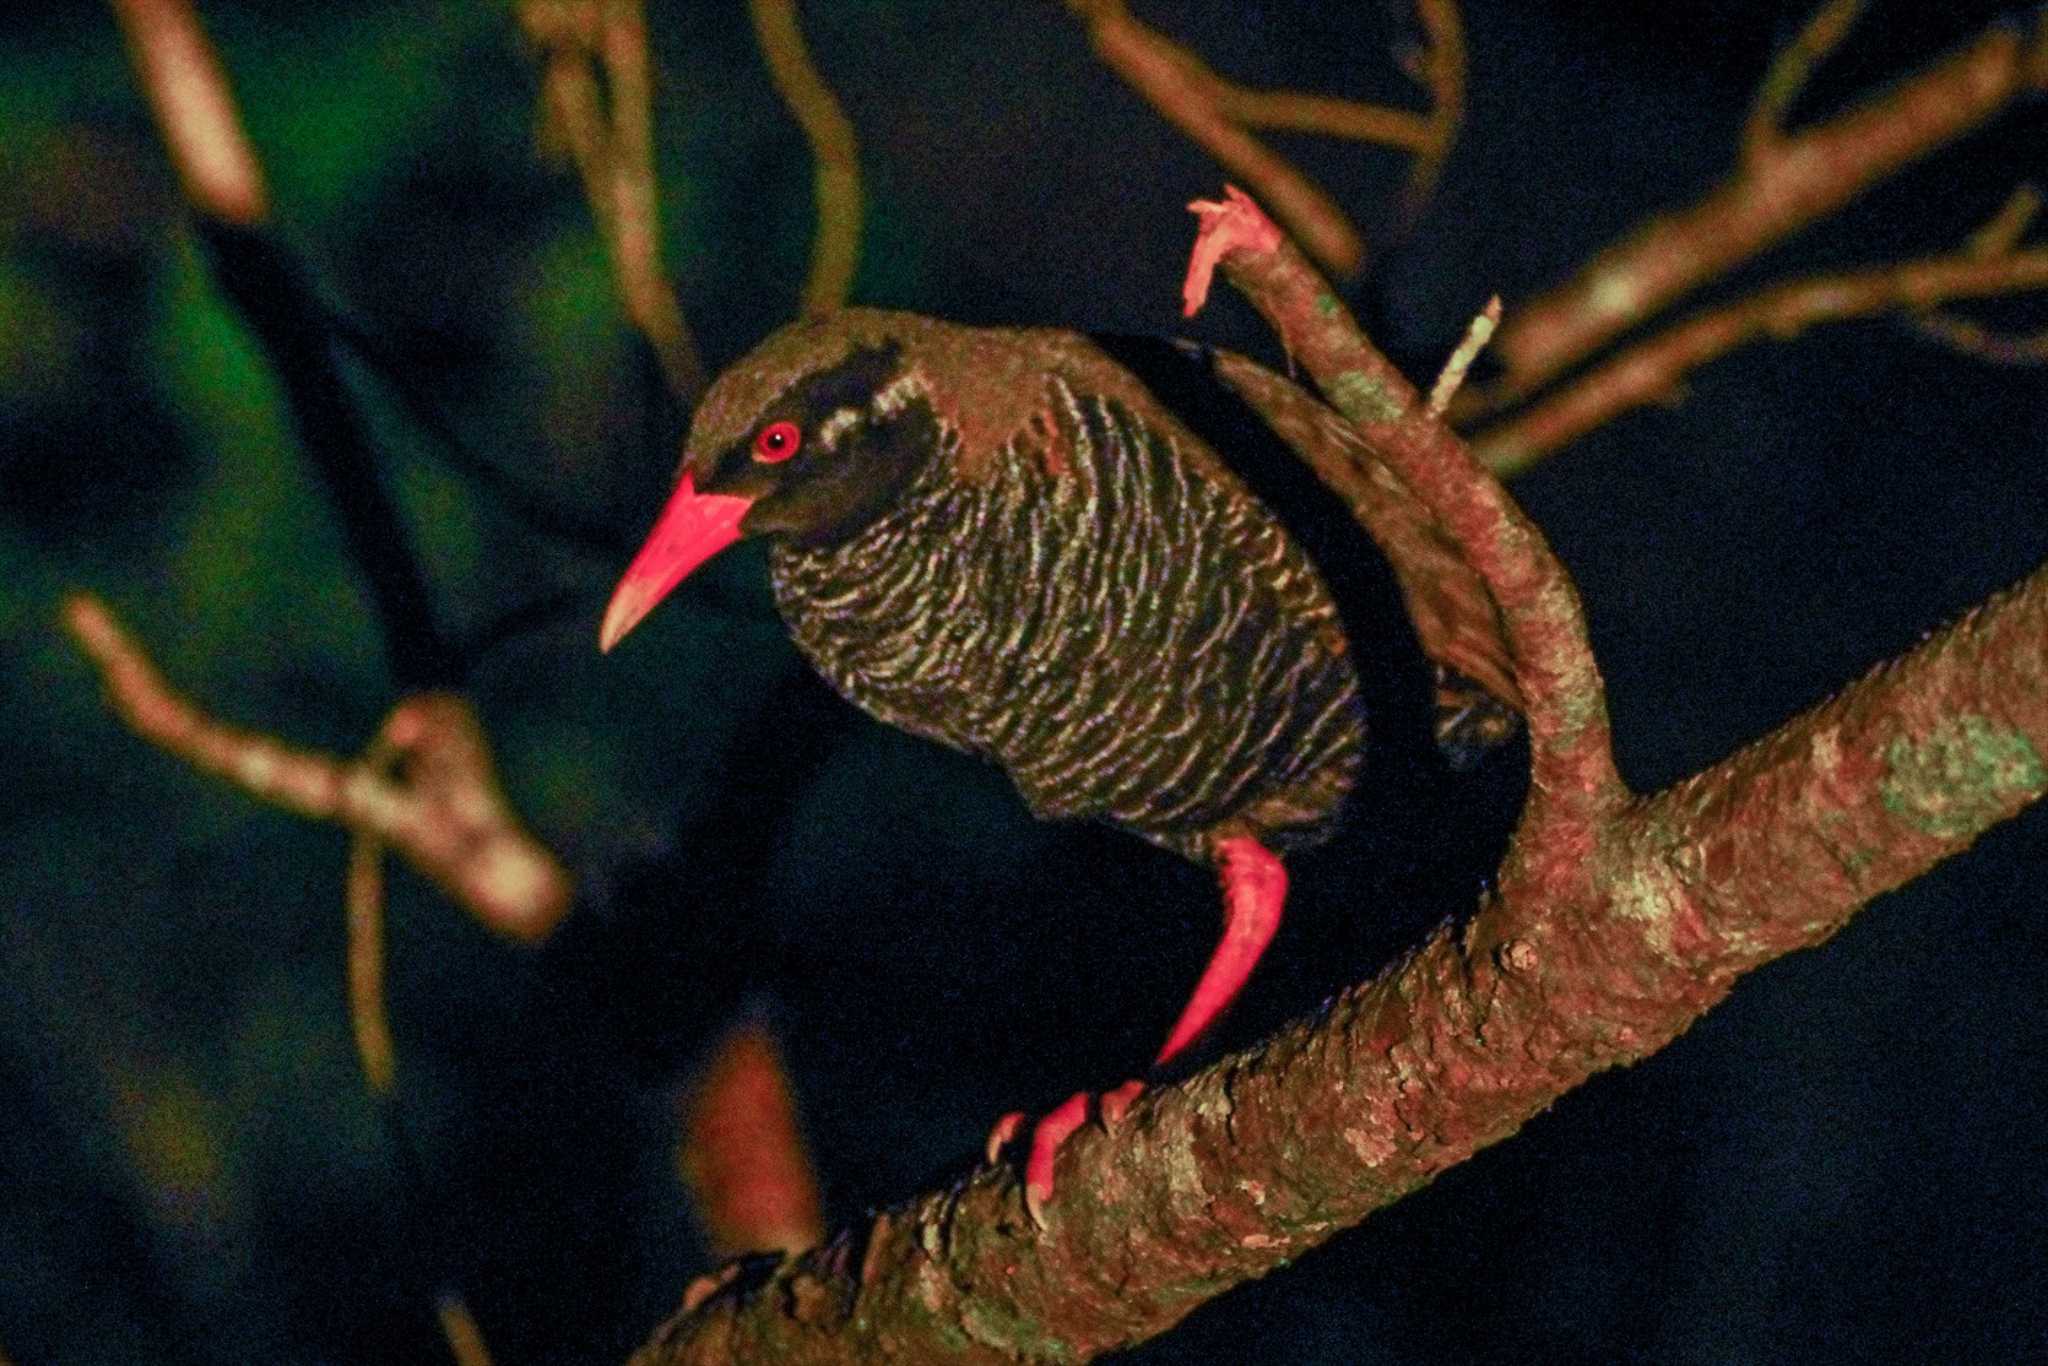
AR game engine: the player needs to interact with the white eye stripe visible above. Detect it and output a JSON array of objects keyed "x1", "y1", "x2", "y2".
[
  {"x1": 870, "y1": 371, "x2": 925, "y2": 418},
  {"x1": 818, "y1": 406, "x2": 862, "y2": 449}
]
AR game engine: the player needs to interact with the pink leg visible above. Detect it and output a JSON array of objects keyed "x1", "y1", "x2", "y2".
[
  {"x1": 1154, "y1": 836, "x2": 1288, "y2": 1066},
  {"x1": 985, "y1": 838, "x2": 1287, "y2": 1223}
]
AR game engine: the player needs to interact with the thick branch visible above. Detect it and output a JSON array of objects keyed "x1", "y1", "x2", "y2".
[
  {"x1": 631, "y1": 571, "x2": 2047, "y2": 1365},
  {"x1": 1487, "y1": 10, "x2": 2048, "y2": 401}
]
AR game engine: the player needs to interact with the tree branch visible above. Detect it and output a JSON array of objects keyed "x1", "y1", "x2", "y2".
[
  {"x1": 1185, "y1": 186, "x2": 1621, "y2": 828},
  {"x1": 523, "y1": 0, "x2": 707, "y2": 401},
  {"x1": 629, "y1": 560, "x2": 2048, "y2": 1366},
  {"x1": 1472, "y1": 246, "x2": 2048, "y2": 474},
  {"x1": 1062, "y1": 0, "x2": 1461, "y2": 279},
  {"x1": 1481, "y1": 8, "x2": 2048, "y2": 405},
  {"x1": 1742, "y1": 0, "x2": 1868, "y2": 166},
  {"x1": 748, "y1": 0, "x2": 863, "y2": 317},
  {"x1": 61, "y1": 593, "x2": 571, "y2": 942}
]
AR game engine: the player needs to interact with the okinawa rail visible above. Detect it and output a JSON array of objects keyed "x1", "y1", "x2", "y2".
[{"x1": 600, "y1": 308, "x2": 1366, "y2": 1221}]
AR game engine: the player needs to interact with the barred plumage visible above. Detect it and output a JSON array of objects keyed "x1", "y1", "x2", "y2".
[{"x1": 770, "y1": 372, "x2": 1364, "y2": 860}]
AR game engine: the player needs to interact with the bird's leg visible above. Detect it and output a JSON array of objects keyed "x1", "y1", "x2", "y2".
[
  {"x1": 1156, "y1": 835, "x2": 1288, "y2": 1066},
  {"x1": 988, "y1": 836, "x2": 1287, "y2": 1225}
]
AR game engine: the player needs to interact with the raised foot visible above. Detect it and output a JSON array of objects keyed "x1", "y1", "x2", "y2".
[{"x1": 986, "y1": 1080, "x2": 1146, "y2": 1226}]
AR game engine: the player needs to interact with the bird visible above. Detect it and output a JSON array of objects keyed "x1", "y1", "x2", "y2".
[{"x1": 601, "y1": 308, "x2": 1371, "y2": 1222}]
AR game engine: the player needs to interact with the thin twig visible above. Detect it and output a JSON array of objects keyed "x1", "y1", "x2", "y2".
[
  {"x1": 747, "y1": 0, "x2": 863, "y2": 316},
  {"x1": 1743, "y1": 0, "x2": 1868, "y2": 165},
  {"x1": 346, "y1": 828, "x2": 397, "y2": 1096},
  {"x1": 524, "y1": 0, "x2": 706, "y2": 400},
  {"x1": 1067, "y1": 0, "x2": 1445, "y2": 279},
  {"x1": 1959, "y1": 184, "x2": 2042, "y2": 257},
  {"x1": 1397, "y1": 0, "x2": 1467, "y2": 229},
  {"x1": 1471, "y1": 248, "x2": 2048, "y2": 474},
  {"x1": 1907, "y1": 184, "x2": 2048, "y2": 365},
  {"x1": 599, "y1": 0, "x2": 702, "y2": 395},
  {"x1": 1429, "y1": 294, "x2": 1501, "y2": 416}
]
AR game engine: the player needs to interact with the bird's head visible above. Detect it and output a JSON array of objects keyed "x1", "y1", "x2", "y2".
[{"x1": 599, "y1": 309, "x2": 948, "y2": 652}]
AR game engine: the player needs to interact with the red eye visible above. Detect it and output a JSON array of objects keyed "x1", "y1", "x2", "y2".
[{"x1": 754, "y1": 420, "x2": 802, "y2": 463}]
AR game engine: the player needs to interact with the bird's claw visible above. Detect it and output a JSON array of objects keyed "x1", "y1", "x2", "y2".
[
  {"x1": 984, "y1": 1110, "x2": 1026, "y2": 1165},
  {"x1": 986, "y1": 1082, "x2": 1146, "y2": 1228}
]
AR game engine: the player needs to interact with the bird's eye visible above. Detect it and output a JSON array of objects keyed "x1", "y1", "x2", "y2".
[{"x1": 754, "y1": 420, "x2": 802, "y2": 463}]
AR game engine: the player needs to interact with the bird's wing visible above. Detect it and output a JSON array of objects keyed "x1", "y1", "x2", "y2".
[{"x1": 1205, "y1": 348, "x2": 1524, "y2": 724}]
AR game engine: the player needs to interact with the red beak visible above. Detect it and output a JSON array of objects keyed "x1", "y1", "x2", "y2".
[{"x1": 599, "y1": 469, "x2": 755, "y2": 652}]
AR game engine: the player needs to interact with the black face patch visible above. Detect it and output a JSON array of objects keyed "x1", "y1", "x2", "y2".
[
  {"x1": 789, "y1": 343, "x2": 903, "y2": 431},
  {"x1": 694, "y1": 338, "x2": 939, "y2": 548}
]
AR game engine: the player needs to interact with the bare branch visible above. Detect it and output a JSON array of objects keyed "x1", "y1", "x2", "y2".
[
  {"x1": 1484, "y1": 12, "x2": 2048, "y2": 405},
  {"x1": 1428, "y1": 294, "x2": 1500, "y2": 415},
  {"x1": 106, "y1": 0, "x2": 266, "y2": 224},
  {"x1": 630, "y1": 565, "x2": 2048, "y2": 1363},
  {"x1": 1397, "y1": 0, "x2": 1468, "y2": 229},
  {"x1": 1743, "y1": 0, "x2": 1867, "y2": 165},
  {"x1": 1908, "y1": 184, "x2": 2048, "y2": 365},
  {"x1": 1064, "y1": 0, "x2": 1453, "y2": 279},
  {"x1": 61, "y1": 593, "x2": 572, "y2": 941},
  {"x1": 747, "y1": 0, "x2": 863, "y2": 316},
  {"x1": 1473, "y1": 247, "x2": 2048, "y2": 474},
  {"x1": 523, "y1": 0, "x2": 707, "y2": 400},
  {"x1": 348, "y1": 828, "x2": 497, "y2": 1365}
]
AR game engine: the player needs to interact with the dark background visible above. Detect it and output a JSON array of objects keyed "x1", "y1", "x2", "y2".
[{"x1": 3, "y1": 1, "x2": 2045, "y2": 1361}]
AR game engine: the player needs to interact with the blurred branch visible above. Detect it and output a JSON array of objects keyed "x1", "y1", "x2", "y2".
[
  {"x1": 61, "y1": 593, "x2": 572, "y2": 941},
  {"x1": 1472, "y1": 246, "x2": 2048, "y2": 475},
  {"x1": 436, "y1": 1294, "x2": 496, "y2": 1366},
  {"x1": 345, "y1": 830, "x2": 398, "y2": 1095},
  {"x1": 116, "y1": 0, "x2": 458, "y2": 687},
  {"x1": 524, "y1": 0, "x2": 706, "y2": 400},
  {"x1": 1475, "y1": 9, "x2": 2048, "y2": 409},
  {"x1": 747, "y1": 0, "x2": 863, "y2": 316},
  {"x1": 107, "y1": 0, "x2": 266, "y2": 223},
  {"x1": 678, "y1": 1015, "x2": 825, "y2": 1259},
  {"x1": 196, "y1": 219, "x2": 461, "y2": 688},
  {"x1": 1396, "y1": 0, "x2": 1467, "y2": 231},
  {"x1": 1743, "y1": 0, "x2": 1866, "y2": 165},
  {"x1": 1908, "y1": 184, "x2": 2048, "y2": 366},
  {"x1": 1063, "y1": 0, "x2": 1463, "y2": 279}
]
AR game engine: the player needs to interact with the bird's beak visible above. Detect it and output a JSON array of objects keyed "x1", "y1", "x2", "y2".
[{"x1": 599, "y1": 469, "x2": 754, "y2": 652}]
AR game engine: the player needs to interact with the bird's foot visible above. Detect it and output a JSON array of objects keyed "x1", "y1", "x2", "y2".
[{"x1": 986, "y1": 1079, "x2": 1146, "y2": 1227}]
